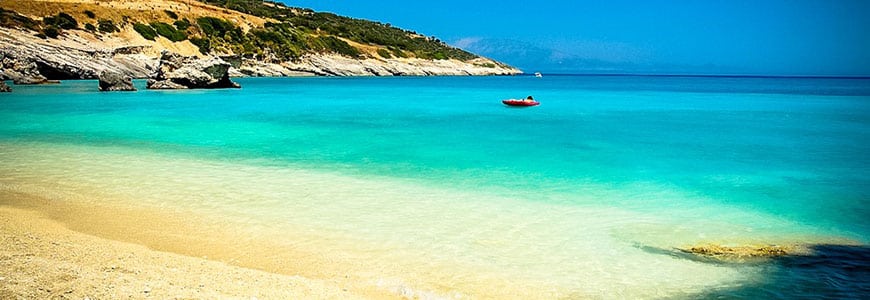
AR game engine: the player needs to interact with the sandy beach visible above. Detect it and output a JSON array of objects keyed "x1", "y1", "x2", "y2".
[{"x1": 0, "y1": 203, "x2": 374, "y2": 299}]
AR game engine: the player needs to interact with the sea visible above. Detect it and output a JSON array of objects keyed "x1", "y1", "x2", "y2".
[{"x1": 1, "y1": 75, "x2": 868, "y2": 298}]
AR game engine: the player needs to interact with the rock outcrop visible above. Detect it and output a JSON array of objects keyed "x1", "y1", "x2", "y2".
[
  {"x1": 0, "y1": 81, "x2": 11, "y2": 92},
  {"x1": 234, "y1": 54, "x2": 521, "y2": 77},
  {"x1": 0, "y1": 28, "x2": 155, "y2": 83},
  {"x1": 0, "y1": 26, "x2": 519, "y2": 83},
  {"x1": 147, "y1": 51, "x2": 240, "y2": 89},
  {"x1": 1, "y1": 53, "x2": 48, "y2": 84},
  {"x1": 98, "y1": 71, "x2": 136, "y2": 92}
]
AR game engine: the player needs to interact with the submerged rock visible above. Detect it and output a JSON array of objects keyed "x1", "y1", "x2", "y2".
[
  {"x1": 680, "y1": 244, "x2": 793, "y2": 259},
  {"x1": 98, "y1": 70, "x2": 136, "y2": 92},
  {"x1": 147, "y1": 51, "x2": 240, "y2": 89},
  {"x1": 0, "y1": 81, "x2": 10, "y2": 92}
]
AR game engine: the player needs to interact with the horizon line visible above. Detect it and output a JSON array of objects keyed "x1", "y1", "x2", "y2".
[{"x1": 521, "y1": 72, "x2": 870, "y2": 80}]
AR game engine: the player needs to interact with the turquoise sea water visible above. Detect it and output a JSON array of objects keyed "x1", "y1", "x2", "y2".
[{"x1": 1, "y1": 76, "x2": 868, "y2": 298}]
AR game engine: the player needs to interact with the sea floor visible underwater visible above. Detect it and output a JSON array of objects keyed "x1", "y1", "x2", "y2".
[{"x1": 1, "y1": 76, "x2": 868, "y2": 298}]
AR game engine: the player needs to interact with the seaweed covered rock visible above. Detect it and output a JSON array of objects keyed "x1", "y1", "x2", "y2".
[
  {"x1": 98, "y1": 70, "x2": 136, "y2": 91},
  {"x1": 0, "y1": 80, "x2": 11, "y2": 92},
  {"x1": 147, "y1": 51, "x2": 240, "y2": 89},
  {"x1": 680, "y1": 244, "x2": 793, "y2": 260}
]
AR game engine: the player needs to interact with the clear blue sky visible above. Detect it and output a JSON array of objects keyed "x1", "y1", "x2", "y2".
[{"x1": 284, "y1": 0, "x2": 870, "y2": 76}]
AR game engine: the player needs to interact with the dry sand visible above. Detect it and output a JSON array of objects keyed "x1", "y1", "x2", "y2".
[{"x1": 0, "y1": 205, "x2": 369, "y2": 299}]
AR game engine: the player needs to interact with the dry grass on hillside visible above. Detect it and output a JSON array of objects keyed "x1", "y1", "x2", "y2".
[{"x1": 0, "y1": 0, "x2": 270, "y2": 31}]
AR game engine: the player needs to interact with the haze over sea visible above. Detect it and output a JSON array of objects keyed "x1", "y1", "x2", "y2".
[{"x1": 1, "y1": 75, "x2": 868, "y2": 298}]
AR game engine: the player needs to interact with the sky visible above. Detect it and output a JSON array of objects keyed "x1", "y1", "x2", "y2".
[{"x1": 283, "y1": 0, "x2": 870, "y2": 76}]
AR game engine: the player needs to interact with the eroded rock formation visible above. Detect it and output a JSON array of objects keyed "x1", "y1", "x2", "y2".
[
  {"x1": 146, "y1": 51, "x2": 240, "y2": 89},
  {"x1": 0, "y1": 28, "x2": 155, "y2": 84},
  {"x1": 98, "y1": 70, "x2": 136, "y2": 92}
]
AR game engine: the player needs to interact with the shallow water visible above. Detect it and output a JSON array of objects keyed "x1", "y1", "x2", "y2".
[{"x1": 1, "y1": 76, "x2": 868, "y2": 298}]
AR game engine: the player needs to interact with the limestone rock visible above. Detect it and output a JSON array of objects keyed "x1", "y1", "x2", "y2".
[
  {"x1": 219, "y1": 55, "x2": 242, "y2": 68},
  {"x1": 278, "y1": 54, "x2": 522, "y2": 77},
  {"x1": 0, "y1": 27, "x2": 155, "y2": 82},
  {"x1": 98, "y1": 70, "x2": 136, "y2": 92},
  {"x1": 0, "y1": 81, "x2": 11, "y2": 92},
  {"x1": 1, "y1": 56, "x2": 47, "y2": 84},
  {"x1": 0, "y1": 27, "x2": 519, "y2": 83},
  {"x1": 147, "y1": 51, "x2": 240, "y2": 89},
  {"x1": 146, "y1": 79, "x2": 188, "y2": 90}
]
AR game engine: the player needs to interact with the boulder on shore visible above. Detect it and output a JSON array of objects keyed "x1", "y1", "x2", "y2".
[
  {"x1": 0, "y1": 81, "x2": 11, "y2": 92},
  {"x1": 147, "y1": 51, "x2": 240, "y2": 90},
  {"x1": 98, "y1": 71, "x2": 136, "y2": 92}
]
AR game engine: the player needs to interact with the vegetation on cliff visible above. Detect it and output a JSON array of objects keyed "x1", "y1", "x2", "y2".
[
  {"x1": 198, "y1": 0, "x2": 476, "y2": 60},
  {"x1": 0, "y1": 0, "x2": 482, "y2": 63}
]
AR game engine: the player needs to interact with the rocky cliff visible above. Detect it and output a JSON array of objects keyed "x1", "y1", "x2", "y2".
[
  {"x1": 0, "y1": 28, "x2": 154, "y2": 83},
  {"x1": 0, "y1": 1, "x2": 520, "y2": 83},
  {"x1": 0, "y1": 27, "x2": 519, "y2": 82}
]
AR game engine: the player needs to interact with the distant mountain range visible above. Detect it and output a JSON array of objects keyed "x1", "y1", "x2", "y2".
[
  {"x1": 452, "y1": 38, "x2": 623, "y2": 74},
  {"x1": 453, "y1": 38, "x2": 741, "y2": 75}
]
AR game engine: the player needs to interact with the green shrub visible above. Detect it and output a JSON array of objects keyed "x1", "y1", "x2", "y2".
[
  {"x1": 251, "y1": 28, "x2": 285, "y2": 43},
  {"x1": 164, "y1": 10, "x2": 178, "y2": 20},
  {"x1": 44, "y1": 12, "x2": 78, "y2": 30},
  {"x1": 0, "y1": 8, "x2": 40, "y2": 31},
  {"x1": 376, "y1": 48, "x2": 391, "y2": 58},
  {"x1": 196, "y1": 16, "x2": 234, "y2": 36},
  {"x1": 84, "y1": 10, "x2": 95, "y2": 19},
  {"x1": 173, "y1": 19, "x2": 190, "y2": 31},
  {"x1": 196, "y1": 16, "x2": 244, "y2": 44},
  {"x1": 151, "y1": 21, "x2": 187, "y2": 41},
  {"x1": 133, "y1": 23, "x2": 157, "y2": 40},
  {"x1": 309, "y1": 36, "x2": 360, "y2": 57},
  {"x1": 189, "y1": 37, "x2": 211, "y2": 53},
  {"x1": 97, "y1": 19, "x2": 118, "y2": 33},
  {"x1": 43, "y1": 25, "x2": 59, "y2": 38},
  {"x1": 390, "y1": 47, "x2": 407, "y2": 58},
  {"x1": 84, "y1": 23, "x2": 95, "y2": 31},
  {"x1": 195, "y1": 0, "x2": 478, "y2": 61}
]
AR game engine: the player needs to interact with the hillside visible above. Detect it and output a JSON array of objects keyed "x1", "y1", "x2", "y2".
[{"x1": 0, "y1": 0, "x2": 520, "y2": 80}]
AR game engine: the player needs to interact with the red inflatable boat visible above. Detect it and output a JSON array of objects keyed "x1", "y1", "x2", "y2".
[{"x1": 502, "y1": 99, "x2": 540, "y2": 107}]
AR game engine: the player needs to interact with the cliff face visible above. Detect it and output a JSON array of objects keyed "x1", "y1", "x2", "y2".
[
  {"x1": 236, "y1": 54, "x2": 520, "y2": 77},
  {"x1": 0, "y1": 1, "x2": 520, "y2": 82},
  {"x1": 0, "y1": 28, "x2": 155, "y2": 82},
  {"x1": 0, "y1": 29, "x2": 519, "y2": 82}
]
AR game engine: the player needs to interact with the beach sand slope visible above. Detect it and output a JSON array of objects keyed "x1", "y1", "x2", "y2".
[{"x1": 0, "y1": 206, "x2": 364, "y2": 300}]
